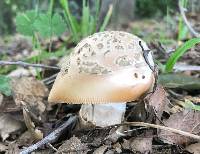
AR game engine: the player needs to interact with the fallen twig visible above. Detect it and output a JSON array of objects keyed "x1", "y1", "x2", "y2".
[
  {"x1": 120, "y1": 122, "x2": 200, "y2": 140},
  {"x1": 0, "y1": 60, "x2": 60, "y2": 70},
  {"x1": 20, "y1": 115, "x2": 78, "y2": 154},
  {"x1": 42, "y1": 73, "x2": 58, "y2": 85},
  {"x1": 179, "y1": 1, "x2": 200, "y2": 38}
]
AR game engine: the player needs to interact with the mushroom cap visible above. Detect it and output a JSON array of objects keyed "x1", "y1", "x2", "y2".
[{"x1": 48, "y1": 31, "x2": 155, "y2": 104}]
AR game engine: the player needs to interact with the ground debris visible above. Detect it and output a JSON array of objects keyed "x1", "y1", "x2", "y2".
[
  {"x1": 146, "y1": 85, "x2": 170, "y2": 120},
  {"x1": 0, "y1": 34, "x2": 32, "y2": 57},
  {"x1": 56, "y1": 136, "x2": 89, "y2": 154},
  {"x1": 16, "y1": 131, "x2": 35, "y2": 146},
  {"x1": 0, "y1": 113, "x2": 25, "y2": 141},
  {"x1": 5, "y1": 143, "x2": 20, "y2": 154},
  {"x1": 20, "y1": 115, "x2": 77, "y2": 154},
  {"x1": 182, "y1": 44, "x2": 200, "y2": 65},
  {"x1": 158, "y1": 109, "x2": 200, "y2": 145},
  {"x1": 11, "y1": 77, "x2": 49, "y2": 121},
  {"x1": 122, "y1": 137, "x2": 153, "y2": 153},
  {"x1": 185, "y1": 142, "x2": 200, "y2": 154},
  {"x1": 93, "y1": 145, "x2": 108, "y2": 154},
  {"x1": 0, "y1": 142, "x2": 8, "y2": 152},
  {"x1": 8, "y1": 67, "x2": 37, "y2": 77}
]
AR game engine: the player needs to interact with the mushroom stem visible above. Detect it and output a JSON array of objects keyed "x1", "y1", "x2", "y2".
[{"x1": 79, "y1": 103, "x2": 126, "y2": 127}]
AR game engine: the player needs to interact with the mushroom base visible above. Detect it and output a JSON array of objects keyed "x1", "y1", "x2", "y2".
[{"x1": 79, "y1": 103, "x2": 126, "y2": 127}]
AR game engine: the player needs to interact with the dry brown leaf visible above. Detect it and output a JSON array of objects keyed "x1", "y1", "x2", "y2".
[
  {"x1": 0, "y1": 113, "x2": 25, "y2": 141},
  {"x1": 11, "y1": 77, "x2": 49, "y2": 116},
  {"x1": 146, "y1": 85, "x2": 170, "y2": 120},
  {"x1": 158, "y1": 109, "x2": 200, "y2": 145},
  {"x1": 0, "y1": 96, "x2": 21, "y2": 113}
]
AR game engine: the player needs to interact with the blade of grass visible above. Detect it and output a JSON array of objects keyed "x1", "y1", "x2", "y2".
[
  {"x1": 93, "y1": 0, "x2": 100, "y2": 32},
  {"x1": 89, "y1": 16, "x2": 95, "y2": 34},
  {"x1": 81, "y1": 0, "x2": 90, "y2": 37},
  {"x1": 60, "y1": 0, "x2": 78, "y2": 42},
  {"x1": 95, "y1": 0, "x2": 100, "y2": 22},
  {"x1": 48, "y1": 0, "x2": 54, "y2": 16},
  {"x1": 178, "y1": 0, "x2": 188, "y2": 41},
  {"x1": 99, "y1": 4, "x2": 113, "y2": 32},
  {"x1": 165, "y1": 37, "x2": 200, "y2": 73},
  {"x1": 48, "y1": 0, "x2": 55, "y2": 52}
]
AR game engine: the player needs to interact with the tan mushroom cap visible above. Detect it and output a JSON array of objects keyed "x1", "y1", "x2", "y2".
[{"x1": 48, "y1": 31, "x2": 155, "y2": 104}]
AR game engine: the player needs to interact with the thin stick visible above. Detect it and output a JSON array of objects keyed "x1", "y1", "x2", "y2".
[
  {"x1": 47, "y1": 143, "x2": 58, "y2": 152},
  {"x1": 0, "y1": 60, "x2": 60, "y2": 70},
  {"x1": 179, "y1": 1, "x2": 200, "y2": 38},
  {"x1": 20, "y1": 115, "x2": 77, "y2": 154},
  {"x1": 120, "y1": 122, "x2": 200, "y2": 140},
  {"x1": 42, "y1": 73, "x2": 58, "y2": 85}
]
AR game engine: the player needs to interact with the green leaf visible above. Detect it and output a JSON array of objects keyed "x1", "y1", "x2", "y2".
[
  {"x1": 178, "y1": 99, "x2": 200, "y2": 111},
  {"x1": 51, "y1": 13, "x2": 67, "y2": 36},
  {"x1": 158, "y1": 73, "x2": 200, "y2": 90},
  {"x1": 0, "y1": 75, "x2": 12, "y2": 96},
  {"x1": 165, "y1": 38, "x2": 200, "y2": 73},
  {"x1": 34, "y1": 13, "x2": 66, "y2": 38},
  {"x1": 16, "y1": 10, "x2": 38, "y2": 36}
]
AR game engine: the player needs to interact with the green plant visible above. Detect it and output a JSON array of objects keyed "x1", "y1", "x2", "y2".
[
  {"x1": 164, "y1": 37, "x2": 200, "y2": 73},
  {"x1": 179, "y1": 99, "x2": 200, "y2": 111},
  {"x1": 15, "y1": 0, "x2": 66, "y2": 78},
  {"x1": 178, "y1": 0, "x2": 189, "y2": 41},
  {"x1": 16, "y1": 9, "x2": 66, "y2": 49},
  {"x1": 60, "y1": 0, "x2": 113, "y2": 43},
  {"x1": 0, "y1": 75, "x2": 11, "y2": 96}
]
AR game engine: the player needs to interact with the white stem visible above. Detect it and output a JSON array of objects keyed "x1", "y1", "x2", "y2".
[{"x1": 79, "y1": 102, "x2": 126, "y2": 127}]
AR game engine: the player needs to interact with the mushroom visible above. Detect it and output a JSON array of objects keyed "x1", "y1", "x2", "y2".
[{"x1": 48, "y1": 31, "x2": 155, "y2": 127}]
